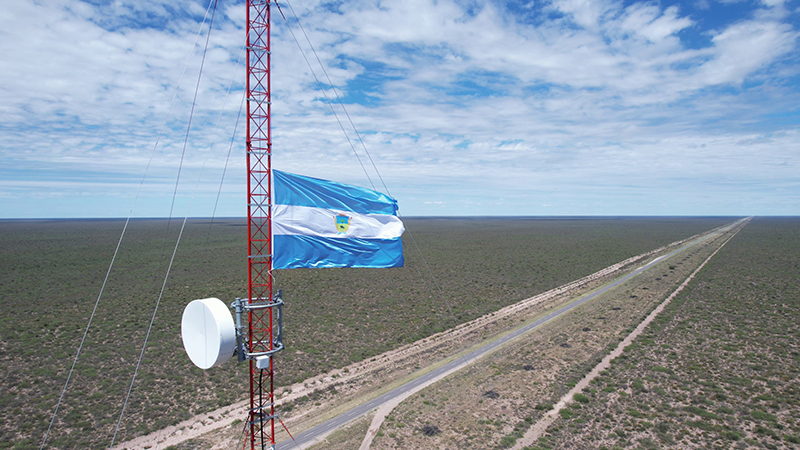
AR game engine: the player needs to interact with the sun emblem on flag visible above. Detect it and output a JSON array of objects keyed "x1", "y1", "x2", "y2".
[{"x1": 335, "y1": 214, "x2": 352, "y2": 234}]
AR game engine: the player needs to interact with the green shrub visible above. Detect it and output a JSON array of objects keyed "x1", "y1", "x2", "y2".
[{"x1": 573, "y1": 393, "x2": 590, "y2": 404}]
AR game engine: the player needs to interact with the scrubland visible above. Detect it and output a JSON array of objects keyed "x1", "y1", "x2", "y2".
[
  {"x1": 0, "y1": 217, "x2": 733, "y2": 449},
  {"x1": 526, "y1": 217, "x2": 800, "y2": 450},
  {"x1": 331, "y1": 219, "x2": 743, "y2": 450}
]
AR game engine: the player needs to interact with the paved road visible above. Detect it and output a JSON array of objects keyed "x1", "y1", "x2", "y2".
[{"x1": 276, "y1": 223, "x2": 737, "y2": 449}]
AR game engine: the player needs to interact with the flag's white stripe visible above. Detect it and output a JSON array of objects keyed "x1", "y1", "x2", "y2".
[{"x1": 273, "y1": 204, "x2": 404, "y2": 239}]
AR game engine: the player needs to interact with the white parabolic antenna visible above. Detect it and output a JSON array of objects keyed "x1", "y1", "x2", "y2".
[{"x1": 181, "y1": 298, "x2": 236, "y2": 370}]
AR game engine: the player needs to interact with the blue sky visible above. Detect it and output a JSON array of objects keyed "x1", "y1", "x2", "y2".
[{"x1": 0, "y1": 0, "x2": 798, "y2": 218}]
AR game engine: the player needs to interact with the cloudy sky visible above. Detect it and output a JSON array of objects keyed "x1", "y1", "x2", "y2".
[{"x1": 1, "y1": 0, "x2": 798, "y2": 218}]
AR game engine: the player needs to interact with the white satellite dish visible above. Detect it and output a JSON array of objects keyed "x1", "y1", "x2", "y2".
[{"x1": 181, "y1": 298, "x2": 236, "y2": 369}]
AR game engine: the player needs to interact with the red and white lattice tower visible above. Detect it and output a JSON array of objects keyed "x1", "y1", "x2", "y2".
[{"x1": 245, "y1": 0, "x2": 276, "y2": 448}]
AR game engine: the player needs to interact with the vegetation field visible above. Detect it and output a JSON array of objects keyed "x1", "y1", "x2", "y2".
[
  {"x1": 357, "y1": 220, "x2": 740, "y2": 450},
  {"x1": 527, "y1": 217, "x2": 800, "y2": 450},
  {"x1": 0, "y1": 216, "x2": 732, "y2": 449}
]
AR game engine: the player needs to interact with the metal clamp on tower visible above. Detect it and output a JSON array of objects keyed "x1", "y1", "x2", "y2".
[{"x1": 231, "y1": 290, "x2": 284, "y2": 368}]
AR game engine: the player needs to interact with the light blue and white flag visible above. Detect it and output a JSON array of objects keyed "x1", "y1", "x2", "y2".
[{"x1": 272, "y1": 170, "x2": 405, "y2": 269}]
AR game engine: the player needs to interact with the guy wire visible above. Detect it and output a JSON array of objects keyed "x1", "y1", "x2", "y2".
[
  {"x1": 276, "y1": 0, "x2": 493, "y2": 394},
  {"x1": 109, "y1": 0, "x2": 220, "y2": 446},
  {"x1": 39, "y1": 1, "x2": 219, "y2": 448}
]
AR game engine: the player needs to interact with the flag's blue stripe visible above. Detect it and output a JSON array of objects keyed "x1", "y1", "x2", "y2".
[
  {"x1": 274, "y1": 170, "x2": 398, "y2": 216},
  {"x1": 273, "y1": 234, "x2": 404, "y2": 269}
]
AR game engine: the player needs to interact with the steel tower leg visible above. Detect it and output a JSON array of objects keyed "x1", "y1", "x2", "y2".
[{"x1": 246, "y1": 0, "x2": 274, "y2": 448}]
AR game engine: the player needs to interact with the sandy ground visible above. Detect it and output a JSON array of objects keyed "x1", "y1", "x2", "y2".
[{"x1": 111, "y1": 228, "x2": 712, "y2": 450}]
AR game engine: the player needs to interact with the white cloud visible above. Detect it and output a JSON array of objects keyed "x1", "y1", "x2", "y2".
[
  {"x1": 0, "y1": 0, "x2": 798, "y2": 217},
  {"x1": 551, "y1": 0, "x2": 620, "y2": 31},
  {"x1": 698, "y1": 20, "x2": 798, "y2": 85},
  {"x1": 617, "y1": 4, "x2": 694, "y2": 43}
]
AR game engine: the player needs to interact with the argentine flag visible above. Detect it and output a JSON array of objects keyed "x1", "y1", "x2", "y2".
[{"x1": 272, "y1": 170, "x2": 405, "y2": 269}]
